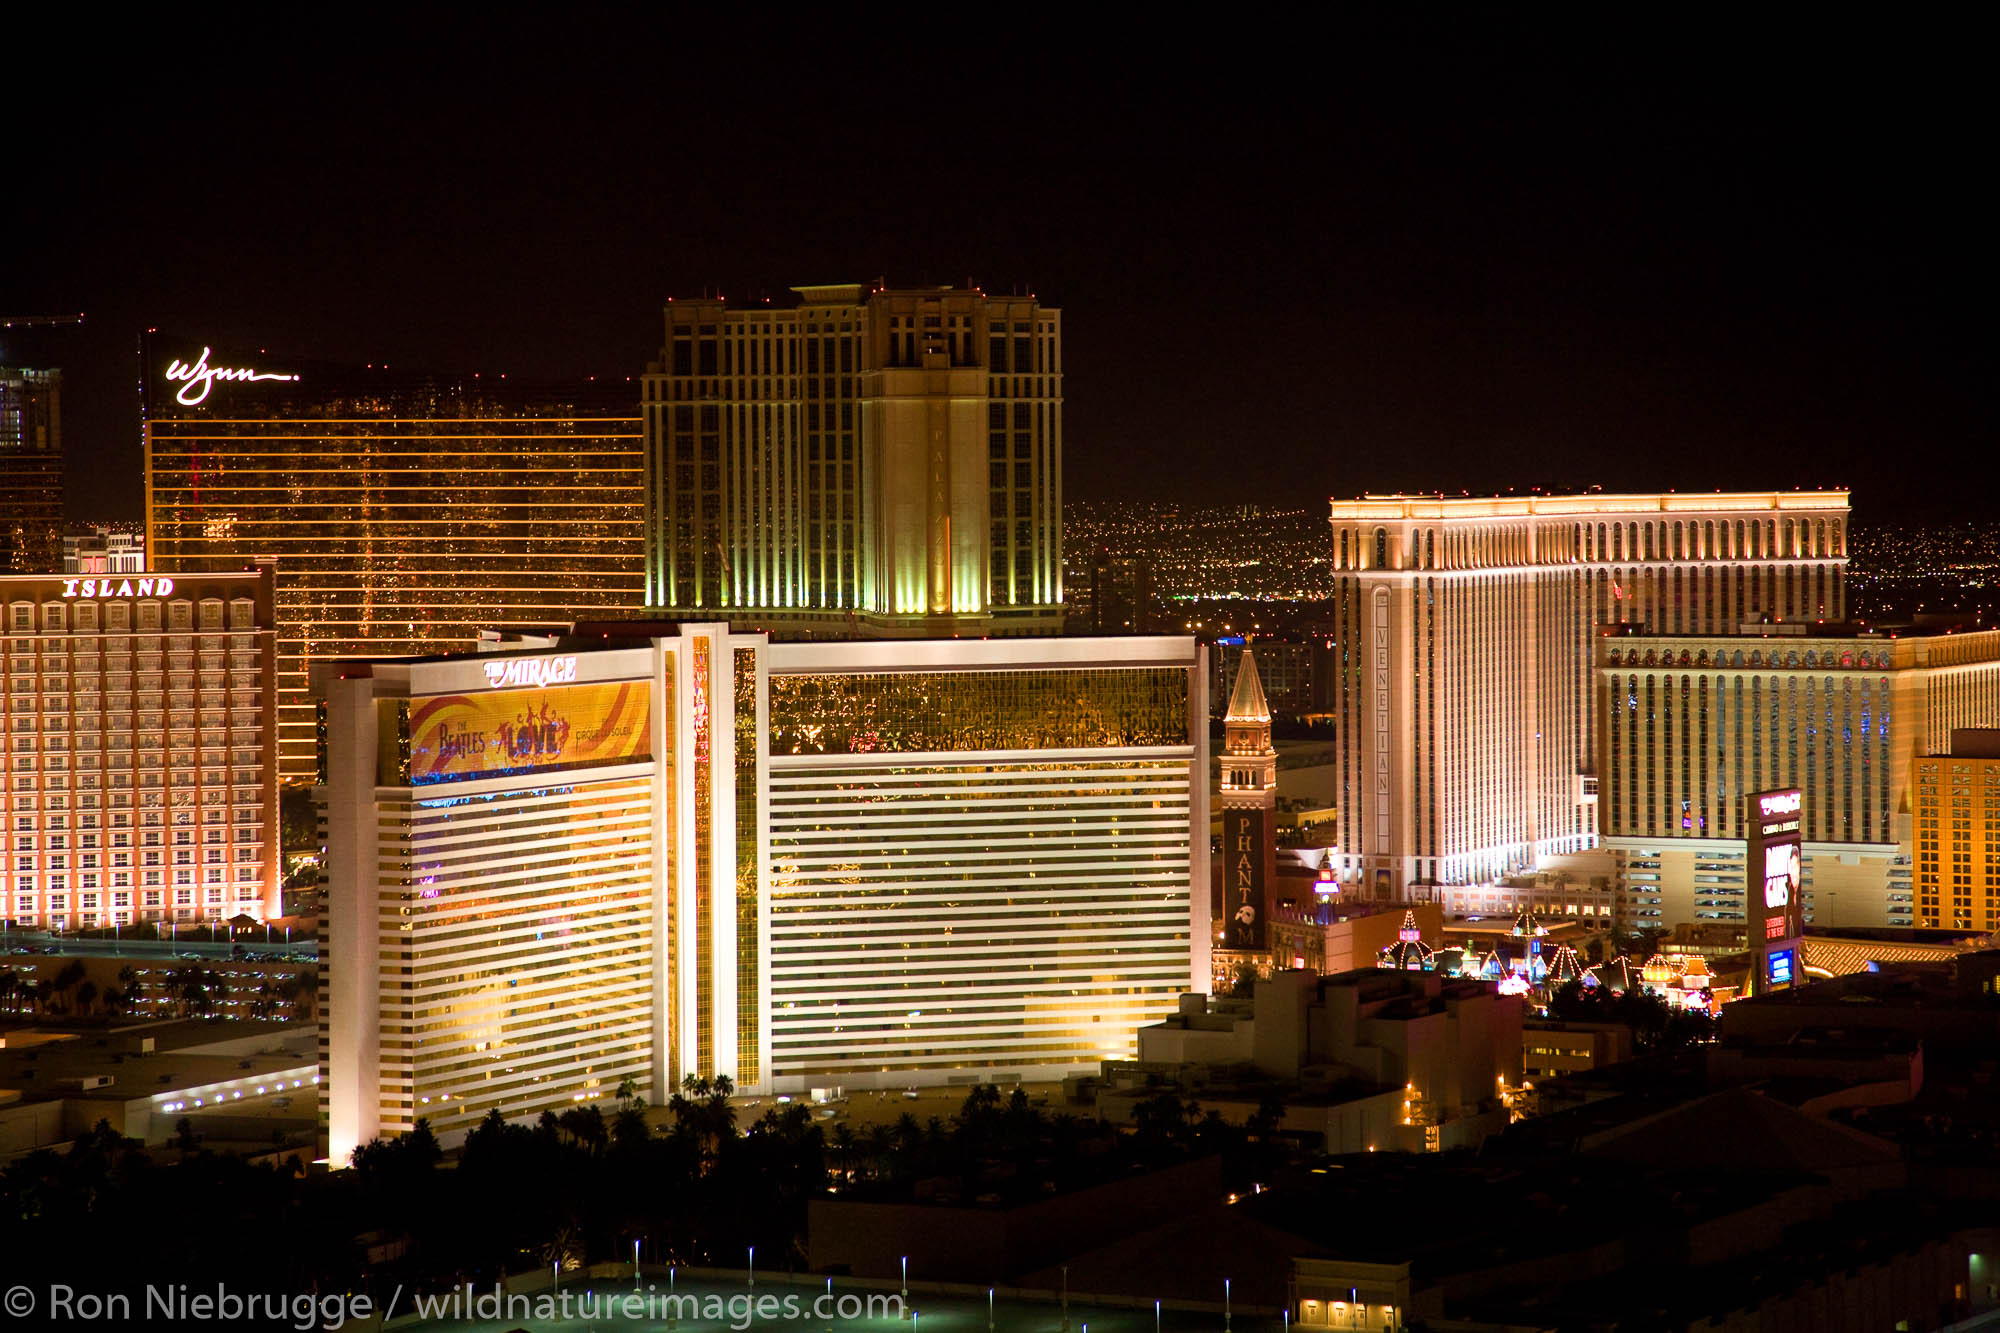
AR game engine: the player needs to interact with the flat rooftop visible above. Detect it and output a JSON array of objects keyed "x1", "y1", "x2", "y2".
[{"x1": 1331, "y1": 490, "x2": 1848, "y2": 520}]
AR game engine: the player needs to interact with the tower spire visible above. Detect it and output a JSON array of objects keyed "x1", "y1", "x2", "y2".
[{"x1": 1225, "y1": 648, "x2": 1271, "y2": 723}]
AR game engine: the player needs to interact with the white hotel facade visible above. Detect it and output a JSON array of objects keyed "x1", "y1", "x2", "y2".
[
  {"x1": 322, "y1": 628, "x2": 1206, "y2": 1160},
  {"x1": 1324, "y1": 490, "x2": 1850, "y2": 899}
]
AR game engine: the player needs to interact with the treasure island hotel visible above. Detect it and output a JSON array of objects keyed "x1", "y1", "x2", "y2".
[
  {"x1": 141, "y1": 333, "x2": 645, "y2": 782},
  {"x1": 1326, "y1": 490, "x2": 2000, "y2": 933},
  {"x1": 1, "y1": 566, "x2": 281, "y2": 929}
]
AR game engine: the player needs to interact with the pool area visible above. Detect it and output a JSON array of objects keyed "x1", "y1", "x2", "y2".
[{"x1": 391, "y1": 1272, "x2": 1251, "y2": 1333}]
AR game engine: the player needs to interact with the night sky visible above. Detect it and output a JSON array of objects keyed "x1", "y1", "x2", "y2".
[{"x1": 3, "y1": 13, "x2": 1985, "y2": 522}]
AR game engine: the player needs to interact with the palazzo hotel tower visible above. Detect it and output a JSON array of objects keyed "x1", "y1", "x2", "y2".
[
  {"x1": 1325, "y1": 491, "x2": 1851, "y2": 897},
  {"x1": 642, "y1": 284, "x2": 1062, "y2": 636}
]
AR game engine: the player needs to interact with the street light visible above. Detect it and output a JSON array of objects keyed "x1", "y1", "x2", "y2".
[
  {"x1": 989, "y1": 1287, "x2": 995, "y2": 1333},
  {"x1": 1061, "y1": 1265, "x2": 1071, "y2": 1333},
  {"x1": 1224, "y1": 1279, "x2": 1231, "y2": 1333},
  {"x1": 749, "y1": 1244, "x2": 756, "y2": 1288}
]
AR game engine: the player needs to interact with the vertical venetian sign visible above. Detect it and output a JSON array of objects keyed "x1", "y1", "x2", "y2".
[{"x1": 1224, "y1": 807, "x2": 1268, "y2": 950}]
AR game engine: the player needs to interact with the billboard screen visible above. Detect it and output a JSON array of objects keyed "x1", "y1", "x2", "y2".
[
  {"x1": 1767, "y1": 947, "x2": 1796, "y2": 987},
  {"x1": 401, "y1": 680, "x2": 652, "y2": 785},
  {"x1": 1748, "y1": 788, "x2": 1804, "y2": 946}
]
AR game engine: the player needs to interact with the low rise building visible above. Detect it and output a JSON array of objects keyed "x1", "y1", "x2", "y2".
[
  {"x1": 1597, "y1": 626, "x2": 2000, "y2": 934},
  {"x1": 1521, "y1": 1018, "x2": 1634, "y2": 1083},
  {"x1": 0, "y1": 1020, "x2": 315, "y2": 1159},
  {"x1": 1268, "y1": 899, "x2": 1442, "y2": 976},
  {"x1": 1104, "y1": 968, "x2": 1521, "y2": 1153}
]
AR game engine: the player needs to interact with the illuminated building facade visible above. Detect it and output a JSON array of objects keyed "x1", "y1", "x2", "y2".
[
  {"x1": 641, "y1": 284, "x2": 1062, "y2": 636},
  {"x1": 1326, "y1": 490, "x2": 1851, "y2": 896},
  {"x1": 64, "y1": 528, "x2": 144, "y2": 575},
  {"x1": 0, "y1": 366, "x2": 63, "y2": 574},
  {"x1": 1911, "y1": 730, "x2": 2000, "y2": 933},
  {"x1": 322, "y1": 628, "x2": 1204, "y2": 1159},
  {"x1": 1, "y1": 567, "x2": 281, "y2": 929},
  {"x1": 141, "y1": 334, "x2": 645, "y2": 780},
  {"x1": 1596, "y1": 628, "x2": 2000, "y2": 930}
]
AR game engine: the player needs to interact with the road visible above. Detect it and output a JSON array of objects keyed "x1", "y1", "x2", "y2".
[{"x1": 0, "y1": 929, "x2": 314, "y2": 963}]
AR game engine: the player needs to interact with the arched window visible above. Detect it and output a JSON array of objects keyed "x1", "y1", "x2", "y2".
[
  {"x1": 1374, "y1": 527, "x2": 1388, "y2": 570},
  {"x1": 1424, "y1": 530, "x2": 1436, "y2": 569}
]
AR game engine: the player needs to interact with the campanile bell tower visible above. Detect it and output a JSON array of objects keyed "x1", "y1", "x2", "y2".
[{"x1": 1218, "y1": 650, "x2": 1278, "y2": 951}]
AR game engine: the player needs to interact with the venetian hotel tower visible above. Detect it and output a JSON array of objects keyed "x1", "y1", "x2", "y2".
[{"x1": 1325, "y1": 490, "x2": 1850, "y2": 897}]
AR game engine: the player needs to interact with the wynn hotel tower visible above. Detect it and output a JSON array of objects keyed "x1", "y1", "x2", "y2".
[{"x1": 1325, "y1": 491, "x2": 1850, "y2": 896}]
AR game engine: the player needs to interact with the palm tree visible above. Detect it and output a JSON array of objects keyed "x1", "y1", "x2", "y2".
[
  {"x1": 282, "y1": 969, "x2": 317, "y2": 1023},
  {"x1": 73, "y1": 979, "x2": 98, "y2": 1016},
  {"x1": 50, "y1": 959, "x2": 87, "y2": 1014},
  {"x1": 829, "y1": 1123, "x2": 858, "y2": 1182}
]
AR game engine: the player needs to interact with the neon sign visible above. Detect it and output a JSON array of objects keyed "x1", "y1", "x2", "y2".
[
  {"x1": 1758, "y1": 791, "x2": 1802, "y2": 817},
  {"x1": 61, "y1": 577, "x2": 174, "y2": 599},
  {"x1": 480, "y1": 655, "x2": 579, "y2": 689},
  {"x1": 163, "y1": 347, "x2": 300, "y2": 405}
]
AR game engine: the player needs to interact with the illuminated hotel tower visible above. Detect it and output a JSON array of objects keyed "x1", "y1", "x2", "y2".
[
  {"x1": 1217, "y1": 650, "x2": 1277, "y2": 951},
  {"x1": 321, "y1": 627, "x2": 1206, "y2": 1158},
  {"x1": 1326, "y1": 491, "x2": 1850, "y2": 896},
  {"x1": 1, "y1": 366, "x2": 63, "y2": 574},
  {"x1": 641, "y1": 284, "x2": 1062, "y2": 636},
  {"x1": 142, "y1": 334, "x2": 644, "y2": 779}
]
